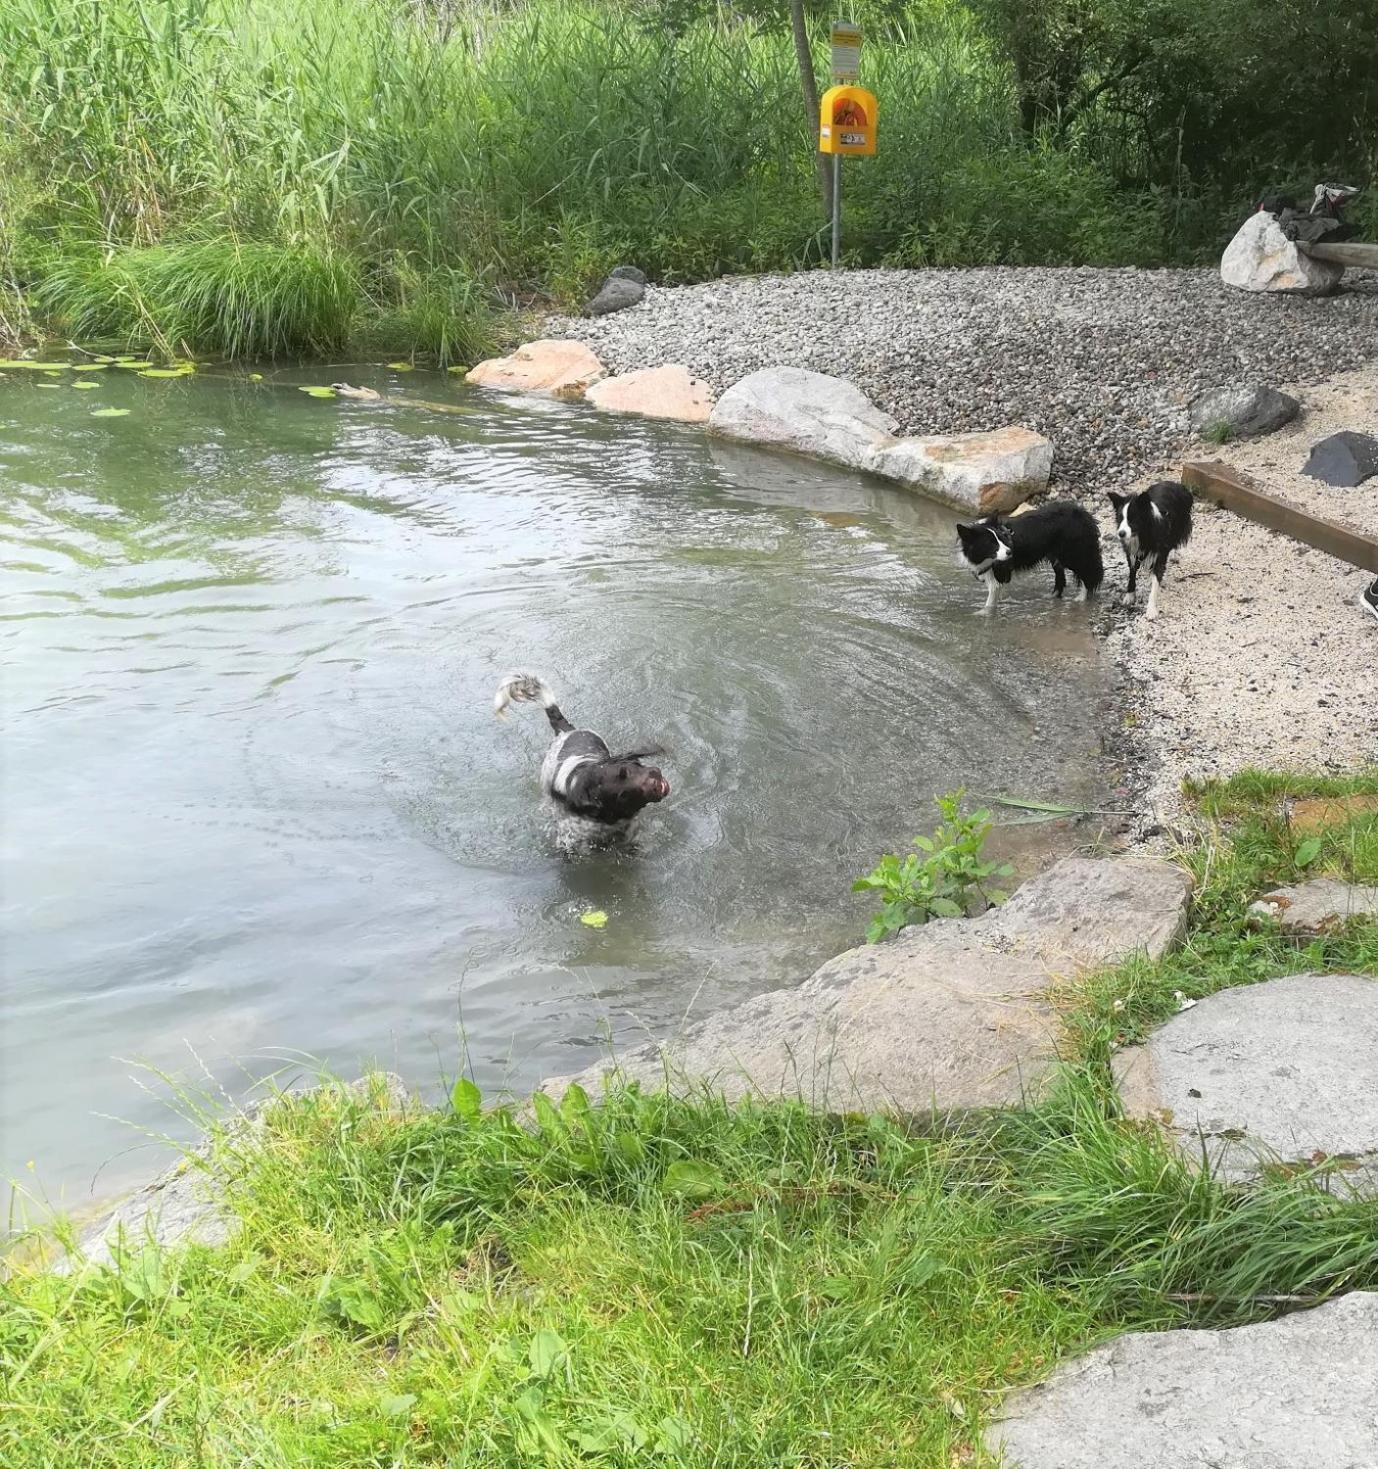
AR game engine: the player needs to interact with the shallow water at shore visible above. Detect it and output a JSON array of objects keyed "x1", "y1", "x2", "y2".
[{"x1": 1, "y1": 366, "x2": 1109, "y2": 1206}]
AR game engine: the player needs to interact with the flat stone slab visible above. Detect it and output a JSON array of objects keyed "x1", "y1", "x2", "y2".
[
  {"x1": 585, "y1": 363, "x2": 714, "y2": 422},
  {"x1": 1115, "y1": 973, "x2": 1378, "y2": 1186},
  {"x1": 1249, "y1": 878, "x2": 1378, "y2": 933},
  {"x1": 466, "y1": 339, "x2": 606, "y2": 399},
  {"x1": 986, "y1": 1291, "x2": 1378, "y2": 1468},
  {"x1": 548, "y1": 857, "x2": 1192, "y2": 1116}
]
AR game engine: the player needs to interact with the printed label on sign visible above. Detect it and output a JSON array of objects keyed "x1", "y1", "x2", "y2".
[{"x1": 830, "y1": 21, "x2": 861, "y2": 81}]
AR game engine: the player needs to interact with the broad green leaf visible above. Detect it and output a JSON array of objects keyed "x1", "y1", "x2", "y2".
[
  {"x1": 530, "y1": 1090, "x2": 565, "y2": 1135},
  {"x1": 138, "y1": 367, "x2": 193, "y2": 378},
  {"x1": 929, "y1": 897, "x2": 963, "y2": 918},
  {"x1": 528, "y1": 1328, "x2": 567, "y2": 1378},
  {"x1": 559, "y1": 1082, "x2": 591, "y2": 1123},
  {"x1": 380, "y1": 1393, "x2": 417, "y2": 1418},
  {"x1": 613, "y1": 1130, "x2": 645, "y2": 1165},
  {"x1": 248, "y1": 372, "x2": 264, "y2": 382},
  {"x1": 1294, "y1": 837, "x2": 1323, "y2": 868},
  {"x1": 450, "y1": 1076, "x2": 482, "y2": 1120},
  {"x1": 662, "y1": 1160, "x2": 724, "y2": 1200},
  {"x1": 298, "y1": 385, "x2": 337, "y2": 398},
  {"x1": 72, "y1": 363, "x2": 108, "y2": 372},
  {"x1": 387, "y1": 361, "x2": 415, "y2": 371},
  {"x1": 72, "y1": 381, "x2": 99, "y2": 390},
  {"x1": 0, "y1": 359, "x2": 66, "y2": 371},
  {"x1": 447, "y1": 364, "x2": 470, "y2": 374},
  {"x1": 90, "y1": 408, "x2": 131, "y2": 417}
]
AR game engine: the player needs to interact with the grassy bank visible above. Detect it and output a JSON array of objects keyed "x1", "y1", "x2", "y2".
[
  {"x1": 1, "y1": 0, "x2": 1374, "y2": 361},
  {"x1": 3, "y1": 772, "x2": 1376, "y2": 1465}
]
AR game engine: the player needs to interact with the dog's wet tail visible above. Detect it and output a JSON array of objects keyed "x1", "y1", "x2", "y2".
[{"x1": 493, "y1": 673, "x2": 573, "y2": 733}]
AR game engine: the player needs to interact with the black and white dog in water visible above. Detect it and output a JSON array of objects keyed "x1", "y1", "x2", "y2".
[
  {"x1": 1107, "y1": 481, "x2": 1194, "y2": 621},
  {"x1": 955, "y1": 502, "x2": 1104, "y2": 613},
  {"x1": 494, "y1": 673, "x2": 670, "y2": 832}
]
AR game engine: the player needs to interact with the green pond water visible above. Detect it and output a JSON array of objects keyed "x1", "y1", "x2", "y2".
[{"x1": 1, "y1": 364, "x2": 1109, "y2": 1208}]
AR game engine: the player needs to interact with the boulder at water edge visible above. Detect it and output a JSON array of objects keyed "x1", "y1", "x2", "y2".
[
  {"x1": 1189, "y1": 384, "x2": 1300, "y2": 439},
  {"x1": 985, "y1": 1293, "x2": 1378, "y2": 1469},
  {"x1": 585, "y1": 364, "x2": 715, "y2": 423},
  {"x1": 1114, "y1": 972, "x2": 1378, "y2": 1189},
  {"x1": 1220, "y1": 212, "x2": 1345, "y2": 296},
  {"x1": 872, "y1": 427, "x2": 1054, "y2": 514},
  {"x1": 466, "y1": 339, "x2": 606, "y2": 399},
  {"x1": 708, "y1": 366, "x2": 898, "y2": 471},
  {"x1": 545, "y1": 857, "x2": 1193, "y2": 1116}
]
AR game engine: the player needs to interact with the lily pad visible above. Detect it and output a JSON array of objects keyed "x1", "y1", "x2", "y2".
[
  {"x1": 298, "y1": 385, "x2": 337, "y2": 399},
  {"x1": 72, "y1": 364, "x2": 109, "y2": 372},
  {"x1": 138, "y1": 367, "x2": 194, "y2": 378},
  {"x1": 35, "y1": 383, "x2": 62, "y2": 390},
  {"x1": 580, "y1": 910, "x2": 609, "y2": 929},
  {"x1": 72, "y1": 381, "x2": 99, "y2": 390},
  {"x1": 446, "y1": 364, "x2": 471, "y2": 374},
  {"x1": 90, "y1": 407, "x2": 131, "y2": 418},
  {"x1": 248, "y1": 373, "x2": 264, "y2": 382},
  {"x1": 387, "y1": 361, "x2": 416, "y2": 371},
  {"x1": 0, "y1": 360, "x2": 66, "y2": 372}
]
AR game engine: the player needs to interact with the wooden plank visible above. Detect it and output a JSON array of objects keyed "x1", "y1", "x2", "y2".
[
  {"x1": 1297, "y1": 240, "x2": 1378, "y2": 268},
  {"x1": 1181, "y1": 461, "x2": 1378, "y2": 574}
]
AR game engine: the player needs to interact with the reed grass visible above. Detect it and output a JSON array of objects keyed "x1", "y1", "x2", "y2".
[{"x1": 0, "y1": 0, "x2": 1188, "y2": 359}]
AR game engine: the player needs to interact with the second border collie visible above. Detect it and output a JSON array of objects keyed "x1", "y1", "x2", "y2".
[
  {"x1": 955, "y1": 502, "x2": 1104, "y2": 613},
  {"x1": 494, "y1": 673, "x2": 670, "y2": 832},
  {"x1": 1108, "y1": 481, "x2": 1194, "y2": 620}
]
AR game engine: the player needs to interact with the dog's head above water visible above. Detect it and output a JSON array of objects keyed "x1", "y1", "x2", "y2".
[
  {"x1": 955, "y1": 517, "x2": 1012, "y2": 575},
  {"x1": 587, "y1": 753, "x2": 671, "y2": 822}
]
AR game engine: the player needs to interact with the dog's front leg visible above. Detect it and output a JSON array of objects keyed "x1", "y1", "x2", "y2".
[
  {"x1": 1145, "y1": 552, "x2": 1170, "y2": 620},
  {"x1": 1121, "y1": 552, "x2": 1141, "y2": 607},
  {"x1": 979, "y1": 570, "x2": 1000, "y2": 615}
]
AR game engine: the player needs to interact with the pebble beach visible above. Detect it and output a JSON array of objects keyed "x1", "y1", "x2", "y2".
[{"x1": 550, "y1": 266, "x2": 1378, "y2": 815}]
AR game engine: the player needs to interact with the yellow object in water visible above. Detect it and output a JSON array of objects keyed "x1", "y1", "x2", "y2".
[{"x1": 580, "y1": 910, "x2": 609, "y2": 929}]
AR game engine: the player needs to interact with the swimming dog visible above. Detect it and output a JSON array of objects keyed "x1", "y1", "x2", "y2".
[
  {"x1": 955, "y1": 502, "x2": 1104, "y2": 613},
  {"x1": 494, "y1": 673, "x2": 670, "y2": 829},
  {"x1": 1107, "y1": 481, "x2": 1194, "y2": 620}
]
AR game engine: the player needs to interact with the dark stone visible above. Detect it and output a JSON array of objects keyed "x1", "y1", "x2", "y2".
[
  {"x1": 585, "y1": 277, "x2": 646, "y2": 317},
  {"x1": 1302, "y1": 430, "x2": 1378, "y2": 487},
  {"x1": 607, "y1": 265, "x2": 648, "y2": 286},
  {"x1": 1189, "y1": 384, "x2": 1300, "y2": 440}
]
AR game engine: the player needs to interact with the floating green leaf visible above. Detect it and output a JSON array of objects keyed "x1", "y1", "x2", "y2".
[
  {"x1": 35, "y1": 383, "x2": 62, "y2": 390},
  {"x1": 138, "y1": 368, "x2": 193, "y2": 378},
  {"x1": 72, "y1": 381, "x2": 99, "y2": 390},
  {"x1": 386, "y1": 361, "x2": 415, "y2": 371},
  {"x1": 449, "y1": 1076, "x2": 482, "y2": 1121},
  {"x1": 298, "y1": 385, "x2": 337, "y2": 398},
  {"x1": 248, "y1": 373, "x2": 264, "y2": 382},
  {"x1": 580, "y1": 909, "x2": 608, "y2": 928},
  {"x1": 446, "y1": 364, "x2": 470, "y2": 374},
  {"x1": 90, "y1": 408, "x2": 131, "y2": 418},
  {"x1": 72, "y1": 363, "x2": 108, "y2": 372},
  {"x1": 0, "y1": 360, "x2": 66, "y2": 372}
]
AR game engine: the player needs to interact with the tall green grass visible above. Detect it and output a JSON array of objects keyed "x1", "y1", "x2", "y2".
[{"x1": 0, "y1": 0, "x2": 1184, "y2": 359}]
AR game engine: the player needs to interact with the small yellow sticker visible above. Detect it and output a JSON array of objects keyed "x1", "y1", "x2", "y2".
[{"x1": 580, "y1": 910, "x2": 609, "y2": 929}]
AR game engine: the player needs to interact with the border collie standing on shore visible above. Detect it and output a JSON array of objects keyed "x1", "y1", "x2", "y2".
[
  {"x1": 1107, "y1": 481, "x2": 1194, "y2": 620},
  {"x1": 955, "y1": 502, "x2": 1104, "y2": 613},
  {"x1": 494, "y1": 673, "x2": 670, "y2": 832}
]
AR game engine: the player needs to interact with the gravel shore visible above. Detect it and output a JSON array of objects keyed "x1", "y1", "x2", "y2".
[
  {"x1": 549, "y1": 266, "x2": 1378, "y2": 812},
  {"x1": 550, "y1": 266, "x2": 1378, "y2": 494}
]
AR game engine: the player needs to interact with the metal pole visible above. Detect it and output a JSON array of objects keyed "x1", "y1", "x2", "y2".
[{"x1": 830, "y1": 154, "x2": 842, "y2": 267}]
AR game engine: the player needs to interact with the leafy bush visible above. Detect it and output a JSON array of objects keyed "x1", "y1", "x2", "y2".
[{"x1": 852, "y1": 790, "x2": 1014, "y2": 942}]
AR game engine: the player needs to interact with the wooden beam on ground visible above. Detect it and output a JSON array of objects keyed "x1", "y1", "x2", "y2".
[
  {"x1": 1181, "y1": 460, "x2": 1378, "y2": 574},
  {"x1": 1297, "y1": 240, "x2": 1378, "y2": 268}
]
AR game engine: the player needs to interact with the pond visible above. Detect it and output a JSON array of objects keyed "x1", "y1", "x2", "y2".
[{"x1": 1, "y1": 364, "x2": 1110, "y2": 1207}]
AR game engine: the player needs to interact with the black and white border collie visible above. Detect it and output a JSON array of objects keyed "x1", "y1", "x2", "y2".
[
  {"x1": 1107, "y1": 481, "x2": 1194, "y2": 621},
  {"x1": 955, "y1": 502, "x2": 1104, "y2": 613},
  {"x1": 494, "y1": 673, "x2": 670, "y2": 832}
]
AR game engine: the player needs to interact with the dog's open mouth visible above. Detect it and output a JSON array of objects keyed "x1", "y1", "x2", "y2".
[{"x1": 651, "y1": 776, "x2": 671, "y2": 800}]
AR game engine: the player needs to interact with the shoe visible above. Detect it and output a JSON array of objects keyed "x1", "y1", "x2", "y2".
[{"x1": 1363, "y1": 577, "x2": 1378, "y2": 625}]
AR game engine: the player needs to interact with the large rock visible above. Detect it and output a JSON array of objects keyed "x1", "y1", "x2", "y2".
[
  {"x1": 585, "y1": 364, "x2": 714, "y2": 423},
  {"x1": 1301, "y1": 429, "x2": 1378, "y2": 486},
  {"x1": 1220, "y1": 212, "x2": 1345, "y2": 296},
  {"x1": 708, "y1": 366, "x2": 898, "y2": 472},
  {"x1": 466, "y1": 339, "x2": 606, "y2": 399},
  {"x1": 547, "y1": 858, "x2": 1192, "y2": 1116},
  {"x1": 986, "y1": 1292, "x2": 1378, "y2": 1469},
  {"x1": 586, "y1": 277, "x2": 645, "y2": 317},
  {"x1": 1249, "y1": 878, "x2": 1378, "y2": 934},
  {"x1": 607, "y1": 265, "x2": 647, "y2": 286},
  {"x1": 871, "y1": 427, "x2": 1054, "y2": 514},
  {"x1": 1115, "y1": 973, "x2": 1378, "y2": 1187},
  {"x1": 1189, "y1": 384, "x2": 1300, "y2": 440}
]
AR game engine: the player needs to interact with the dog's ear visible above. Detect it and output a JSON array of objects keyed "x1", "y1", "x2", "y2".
[
  {"x1": 955, "y1": 521, "x2": 976, "y2": 541},
  {"x1": 1107, "y1": 491, "x2": 1127, "y2": 511}
]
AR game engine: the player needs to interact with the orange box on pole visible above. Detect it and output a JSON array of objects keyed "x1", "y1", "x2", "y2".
[{"x1": 818, "y1": 85, "x2": 877, "y2": 157}]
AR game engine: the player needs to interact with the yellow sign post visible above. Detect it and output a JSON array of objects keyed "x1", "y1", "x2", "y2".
[{"x1": 819, "y1": 77, "x2": 878, "y2": 266}]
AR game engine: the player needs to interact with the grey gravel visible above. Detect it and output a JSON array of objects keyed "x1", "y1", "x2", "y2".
[{"x1": 549, "y1": 266, "x2": 1378, "y2": 492}]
